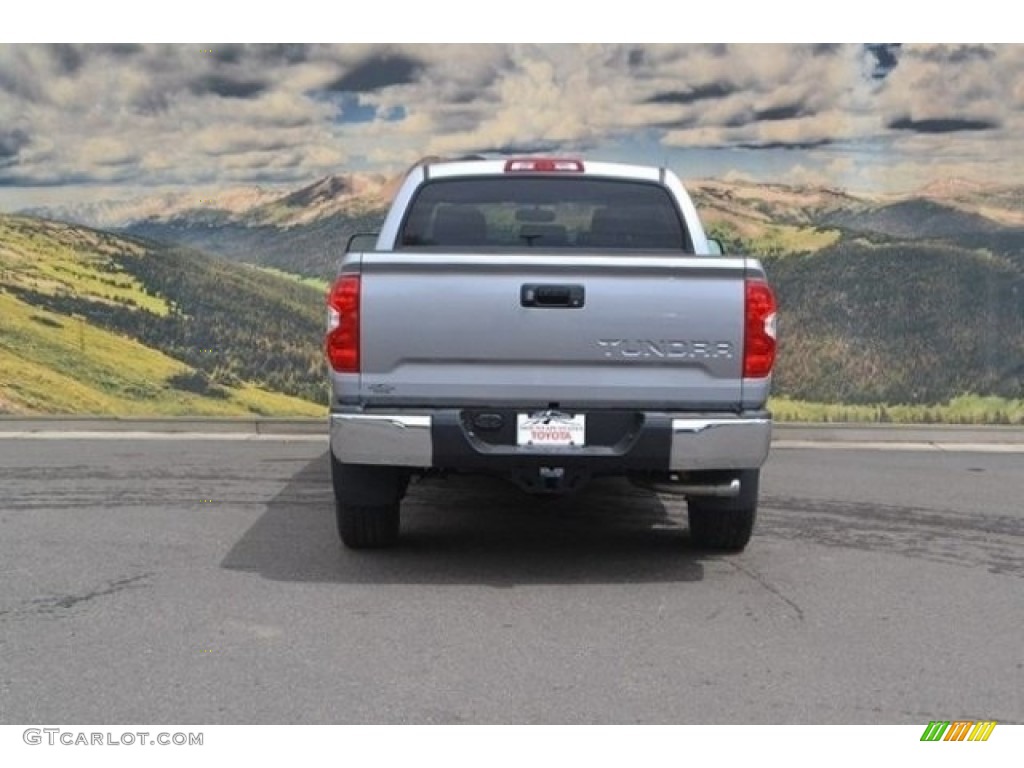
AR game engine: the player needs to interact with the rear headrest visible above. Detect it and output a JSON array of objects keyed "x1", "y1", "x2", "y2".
[
  {"x1": 590, "y1": 207, "x2": 628, "y2": 234},
  {"x1": 431, "y1": 206, "x2": 487, "y2": 245},
  {"x1": 588, "y1": 207, "x2": 632, "y2": 246},
  {"x1": 588, "y1": 207, "x2": 682, "y2": 248}
]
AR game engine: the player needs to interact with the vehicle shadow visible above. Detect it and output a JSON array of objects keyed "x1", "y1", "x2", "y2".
[{"x1": 221, "y1": 451, "x2": 707, "y2": 585}]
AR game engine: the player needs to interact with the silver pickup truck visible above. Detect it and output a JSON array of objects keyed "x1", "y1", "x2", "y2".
[{"x1": 326, "y1": 157, "x2": 776, "y2": 552}]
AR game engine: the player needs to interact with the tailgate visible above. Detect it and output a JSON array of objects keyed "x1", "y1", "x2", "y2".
[{"x1": 354, "y1": 251, "x2": 749, "y2": 410}]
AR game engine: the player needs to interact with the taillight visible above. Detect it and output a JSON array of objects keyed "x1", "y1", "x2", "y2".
[
  {"x1": 744, "y1": 280, "x2": 777, "y2": 378},
  {"x1": 326, "y1": 275, "x2": 360, "y2": 373},
  {"x1": 504, "y1": 158, "x2": 584, "y2": 173}
]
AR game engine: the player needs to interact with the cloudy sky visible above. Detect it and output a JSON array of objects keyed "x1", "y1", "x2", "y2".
[{"x1": 1, "y1": 42, "x2": 1022, "y2": 209}]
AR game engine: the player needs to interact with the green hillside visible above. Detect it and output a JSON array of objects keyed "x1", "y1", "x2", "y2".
[
  {"x1": 123, "y1": 209, "x2": 386, "y2": 280},
  {"x1": 768, "y1": 238, "x2": 1024, "y2": 405},
  {"x1": 691, "y1": 182, "x2": 844, "y2": 257},
  {"x1": 820, "y1": 199, "x2": 1003, "y2": 239},
  {"x1": 0, "y1": 214, "x2": 326, "y2": 416},
  {"x1": 688, "y1": 181, "x2": 1024, "y2": 417}
]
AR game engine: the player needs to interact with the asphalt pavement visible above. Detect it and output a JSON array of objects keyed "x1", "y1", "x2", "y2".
[{"x1": 0, "y1": 427, "x2": 1021, "y2": 723}]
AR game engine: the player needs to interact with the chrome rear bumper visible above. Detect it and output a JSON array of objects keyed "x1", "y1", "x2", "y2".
[
  {"x1": 669, "y1": 417, "x2": 772, "y2": 470},
  {"x1": 330, "y1": 410, "x2": 771, "y2": 471},
  {"x1": 330, "y1": 413, "x2": 432, "y2": 466}
]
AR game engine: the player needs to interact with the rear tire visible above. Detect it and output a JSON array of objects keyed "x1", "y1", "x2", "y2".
[
  {"x1": 687, "y1": 469, "x2": 759, "y2": 552},
  {"x1": 336, "y1": 501, "x2": 400, "y2": 549},
  {"x1": 331, "y1": 455, "x2": 407, "y2": 549}
]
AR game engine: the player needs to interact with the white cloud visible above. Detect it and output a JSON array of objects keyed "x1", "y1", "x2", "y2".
[
  {"x1": 1, "y1": 42, "x2": 1024, "y2": 207},
  {"x1": 80, "y1": 137, "x2": 139, "y2": 167}
]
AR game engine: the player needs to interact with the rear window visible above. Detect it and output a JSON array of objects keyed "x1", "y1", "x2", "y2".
[{"x1": 399, "y1": 177, "x2": 691, "y2": 252}]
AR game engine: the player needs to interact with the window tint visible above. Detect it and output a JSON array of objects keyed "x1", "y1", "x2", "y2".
[{"x1": 399, "y1": 177, "x2": 691, "y2": 251}]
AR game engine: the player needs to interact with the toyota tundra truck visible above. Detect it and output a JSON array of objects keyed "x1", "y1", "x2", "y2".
[{"x1": 325, "y1": 157, "x2": 776, "y2": 551}]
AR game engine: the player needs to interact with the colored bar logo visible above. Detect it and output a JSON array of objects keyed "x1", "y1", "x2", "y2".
[{"x1": 920, "y1": 721, "x2": 997, "y2": 741}]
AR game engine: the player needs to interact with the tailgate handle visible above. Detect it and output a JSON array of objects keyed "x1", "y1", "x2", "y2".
[{"x1": 521, "y1": 284, "x2": 585, "y2": 308}]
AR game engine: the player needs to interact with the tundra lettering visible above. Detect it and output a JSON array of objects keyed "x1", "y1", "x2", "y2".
[{"x1": 597, "y1": 339, "x2": 735, "y2": 359}]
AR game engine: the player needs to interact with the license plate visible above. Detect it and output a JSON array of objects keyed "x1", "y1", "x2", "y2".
[{"x1": 516, "y1": 412, "x2": 585, "y2": 447}]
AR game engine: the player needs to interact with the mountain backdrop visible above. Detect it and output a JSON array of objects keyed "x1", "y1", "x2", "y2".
[{"x1": 5, "y1": 172, "x2": 1024, "y2": 418}]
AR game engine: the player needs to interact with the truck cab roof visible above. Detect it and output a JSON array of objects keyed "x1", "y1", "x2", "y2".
[{"x1": 418, "y1": 157, "x2": 666, "y2": 184}]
